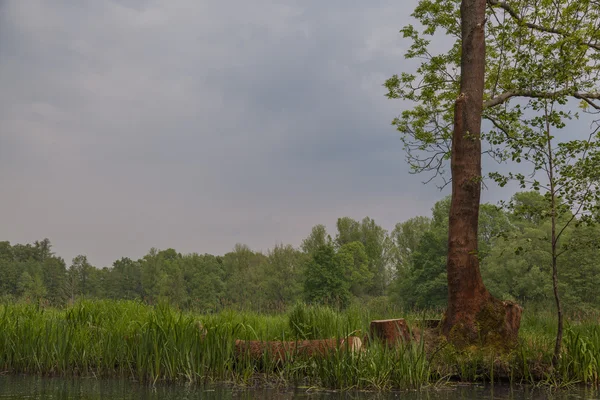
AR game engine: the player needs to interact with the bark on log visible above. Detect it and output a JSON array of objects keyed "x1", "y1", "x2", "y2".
[
  {"x1": 234, "y1": 336, "x2": 362, "y2": 362},
  {"x1": 503, "y1": 300, "x2": 523, "y2": 344},
  {"x1": 369, "y1": 319, "x2": 411, "y2": 346}
]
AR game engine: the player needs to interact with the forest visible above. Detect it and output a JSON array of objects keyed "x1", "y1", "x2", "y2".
[{"x1": 2, "y1": 190, "x2": 599, "y2": 315}]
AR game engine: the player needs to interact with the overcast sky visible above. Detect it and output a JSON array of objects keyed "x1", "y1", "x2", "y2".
[{"x1": 0, "y1": 0, "x2": 528, "y2": 266}]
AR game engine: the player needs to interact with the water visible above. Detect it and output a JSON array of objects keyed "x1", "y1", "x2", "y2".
[{"x1": 0, "y1": 375, "x2": 598, "y2": 399}]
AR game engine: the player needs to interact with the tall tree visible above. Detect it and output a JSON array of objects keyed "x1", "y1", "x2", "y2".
[
  {"x1": 559, "y1": 224, "x2": 600, "y2": 311},
  {"x1": 490, "y1": 98, "x2": 600, "y2": 362},
  {"x1": 386, "y1": 0, "x2": 600, "y2": 346},
  {"x1": 478, "y1": 203, "x2": 514, "y2": 260},
  {"x1": 0, "y1": 242, "x2": 19, "y2": 297},
  {"x1": 482, "y1": 215, "x2": 553, "y2": 308},
  {"x1": 335, "y1": 218, "x2": 361, "y2": 247},
  {"x1": 222, "y1": 244, "x2": 266, "y2": 309},
  {"x1": 358, "y1": 217, "x2": 388, "y2": 295},
  {"x1": 335, "y1": 217, "x2": 388, "y2": 295},
  {"x1": 181, "y1": 253, "x2": 224, "y2": 312},
  {"x1": 301, "y1": 225, "x2": 330, "y2": 255},
  {"x1": 391, "y1": 216, "x2": 432, "y2": 279},
  {"x1": 140, "y1": 248, "x2": 162, "y2": 304},
  {"x1": 42, "y1": 256, "x2": 67, "y2": 305},
  {"x1": 109, "y1": 257, "x2": 143, "y2": 300},
  {"x1": 303, "y1": 242, "x2": 350, "y2": 308},
  {"x1": 34, "y1": 238, "x2": 53, "y2": 262},
  {"x1": 69, "y1": 255, "x2": 94, "y2": 299},
  {"x1": 155, "y1": 249, "x2": 187, "y2": 306},
  {"x1": 262, "y1": 244, "x2": 305, "y2": 310},
  {"x1": 17, "y1": 271, "x2": 47, "y2": 301},
  {"x1": 393, "y1": 228, "x2": 448, "y2": 309},
  {"x1": 390, "y1": 197, "x2": 449, "y2": 309},
  {"x1": 444, "y1": 0, "x2": 511, "y2": 346},
  {"x1": 334, "y1": 241, "x2": 372, "y2": 298}
]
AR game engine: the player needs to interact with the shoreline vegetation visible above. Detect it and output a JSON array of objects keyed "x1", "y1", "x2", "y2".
[
  {"x1": 1, "y1": 191, "x2": 598, "y2": 392},
  {"x1": 1, "y1": 300, "x2": 599, "y2": 391}
]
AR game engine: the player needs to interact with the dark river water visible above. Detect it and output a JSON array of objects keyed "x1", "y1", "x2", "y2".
[{"x1": 0, "y1": 375, "x2": 598, "y2": 399}]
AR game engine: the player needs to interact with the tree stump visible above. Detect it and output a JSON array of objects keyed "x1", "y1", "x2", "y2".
[
  {"x1": 503, "y1": 300, "x2": 523, "y2": 345},
  {"x1": 369, "y1": 319, "x2": 411, "y2": 347}
]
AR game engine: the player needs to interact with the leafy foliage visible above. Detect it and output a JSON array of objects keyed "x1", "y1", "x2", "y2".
[
  {"x1": 385, "y1": 0, "x2": 600, "y2": 186},
  {"x1": 0, "y1": 189, "x2": 598, "y2": 313}
]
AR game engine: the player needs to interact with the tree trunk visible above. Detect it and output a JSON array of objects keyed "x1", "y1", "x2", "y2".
[
  {"x1": 442, "y1": 0, "x2": 522, "y2": 347},
  {"x1": 551, "y1": 253, "x2": 563, "y2": 365},
  {"x1": 546, "y1": 105, "x2": 563, "y2": 366}
]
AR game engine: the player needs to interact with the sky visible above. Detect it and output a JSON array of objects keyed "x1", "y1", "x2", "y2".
[{"x1": 0, "y1": 0, "x2": 540, "y2": 267}]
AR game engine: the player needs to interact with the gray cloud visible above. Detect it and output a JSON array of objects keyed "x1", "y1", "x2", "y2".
[{"x1": 0, "y1": 0, "x2": 451, "y2": 266}]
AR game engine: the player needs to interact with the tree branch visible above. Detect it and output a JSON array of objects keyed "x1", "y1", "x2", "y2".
[
  {"x1": 484, "y1": 114, "x2": 512, "y2": 138},
  {"x1": 579, "y1": 97, "x2": 600, "y2": 112},
  {"x1": 487, "y1": 0, "x2": 600, "y2": 51},
  {"x1": 555, "y1": 181, "x2": 595, "y2": 244},
  {"x1": 484, "y1": 90, "x2": 600, "y2": 109}
]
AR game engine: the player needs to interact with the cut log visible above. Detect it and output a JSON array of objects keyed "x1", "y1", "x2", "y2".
[
  {"x1": 234, "y1": 336, "x2": 362, "y2": 362},
  {"x1": 369, "y1": 319, "x2": 411, "y2": 347}
]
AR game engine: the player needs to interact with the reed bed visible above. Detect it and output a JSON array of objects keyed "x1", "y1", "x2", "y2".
[{"x1": 0, "y1": 300, "x2": 598, "y2": 390}]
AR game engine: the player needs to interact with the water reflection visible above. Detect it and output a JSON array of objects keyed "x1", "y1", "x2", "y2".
[{"x1": 0, "y1": 375, "x2": 598, "y2": 399}]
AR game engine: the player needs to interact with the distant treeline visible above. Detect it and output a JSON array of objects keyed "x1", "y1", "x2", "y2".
[{"x1": 1, "y1": 191, "x2": 599, "y2": 312}]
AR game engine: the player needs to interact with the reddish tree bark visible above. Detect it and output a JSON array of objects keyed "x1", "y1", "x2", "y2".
[
  {"x1": 234, "y1": 336, "x2": 362, "y2": 362},
  {"x1": 369, "y1": 319, "x2": 411, "y2": 347},
  {"x1": 442, "y1": 0, "x2": 522, "y2": 347}
]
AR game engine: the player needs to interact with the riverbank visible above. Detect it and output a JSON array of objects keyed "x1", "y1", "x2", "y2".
[{"x1": 0, "y1": 300, "x2": 598, "y2": 390}]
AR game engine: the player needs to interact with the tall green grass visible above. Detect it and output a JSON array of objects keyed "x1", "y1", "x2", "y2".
[{"x1": 0, "y1": 300, "x2": 598, "y2": 390}]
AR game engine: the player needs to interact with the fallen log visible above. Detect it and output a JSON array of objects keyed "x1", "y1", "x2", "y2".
[{"x1": 234, "y1": 336, "x2": 362, "y2": 362}]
